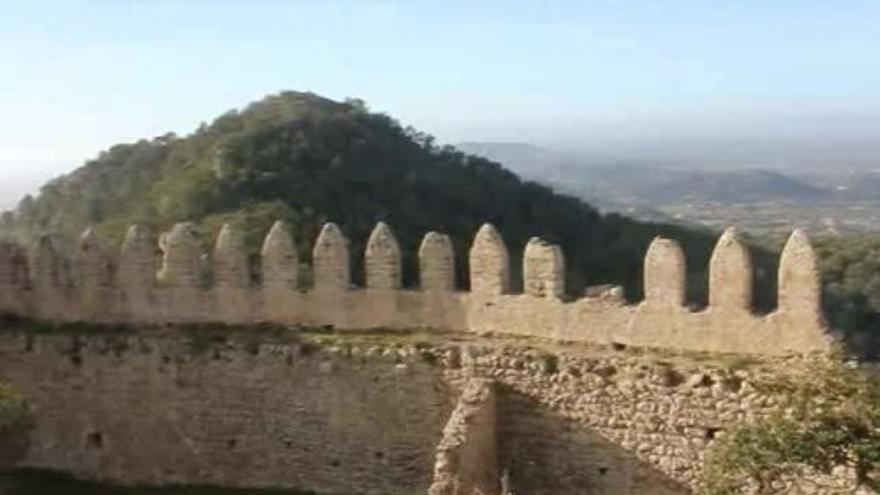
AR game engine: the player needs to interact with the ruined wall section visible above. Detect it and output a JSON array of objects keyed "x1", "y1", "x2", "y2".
[
  {"x1": 429, "y1": 378, "x2": 499, "y2": 495},
  {"x1": 456, "y1": 345, "x2": 857, "y2": 494},
  {"x1": 0, "y1": 221, "x2": 832, "y2": 356}
]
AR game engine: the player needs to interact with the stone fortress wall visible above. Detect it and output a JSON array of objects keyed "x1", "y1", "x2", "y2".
[
  {"x1": 0, "y1": 220, "x2": 855, "y2": 494},
  {"x1": 0, "y1": 220, "x2": 831, "y2": 356},
  {"x1": 0, "y1": 329, "x2": 856, "y2": 495}
]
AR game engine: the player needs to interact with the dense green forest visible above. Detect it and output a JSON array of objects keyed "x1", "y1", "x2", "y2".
[{"x1": 1, "y1": 91, "x2": 878, "y2": 353}]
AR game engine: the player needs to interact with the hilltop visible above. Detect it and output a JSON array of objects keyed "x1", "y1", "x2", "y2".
[{"x1": 2, "y1": 91, "x2": 723, "y2": 299}]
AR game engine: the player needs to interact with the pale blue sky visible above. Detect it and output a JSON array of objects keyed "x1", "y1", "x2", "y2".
[{"x1": 1, "y1": 0, "x2": 879, "y2": 200}]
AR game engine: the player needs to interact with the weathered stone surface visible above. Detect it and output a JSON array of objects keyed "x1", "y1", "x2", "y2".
[
  {"x1": 709, "y1": 227, "x2": 752, "y2": 313},
  {"x1": 119, "y1": 225, "x2": 156, "y2": 289},
  {"x1": 365, "y1": 222, "x2": 402, "y2": 290},
  {"x1": 261, "y1": 221, "x2": 298, "y2": 290},
  {"x1": 0, "y1": 331, "x2": 451, "y2": 495},
  {"x1": 28, "y1": 235, "x2": 72, "y2": 320},
  {"x1": 312, "y1": 222, "x2": 350, "y2": 291},
  {"x1": 213, "y1": 224, "x2": 249, "y2": 289},
  {"x1": 75, "y1": 229, "x2": 116, "y2": 318},
  {"x1": 778, "y1": 229, "x2": 821, "y2": 318},
  {"x1": 0, "y1": 243, "x2": 28, "y2": 290},
  {"x1": 118, "y1": 225, "x2": 158, "y2": 322},
  {"x1": 523, "y1": 237, "x2": 565, "y2": 299},
  {"x1": 75, "y1": 228, "x2": 115, "y2": 289},
  {"x1": 0, "y1": 243, "x2": 29, "y2": 315},
  {"x1": 429, "y1": 379, "x2": 498, "y2": 495},
  {"x1": 30, "y1": 235, "x2": 65, "y2": 291},
  {"x1": 770, "y1": 229, "x2": 830, "y2": 351},
  {"x1": 419, "y1": 232, "x2": 455, "y2": 292},
  {"x1": 212, "y1": 224, "x2": 253, "y2": 323},
  {"x1": 469, "y1": 224, "x2": 510, "y2": 296},
  {"x1": 158, "y1": 223, "x2": 203, "y2": 288},
  {"x1": 643, "y1": 237, "x2": 686, "y2": 309}
]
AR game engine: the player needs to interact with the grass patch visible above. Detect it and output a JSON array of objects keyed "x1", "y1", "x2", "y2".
[
  {"x1": 0, "y1": 382, "x2": 28, "y2": 431},
  {"x1": 299, "y1": 327, "x2": 446, "y2": 348},
  {"x1": 0, "y1": 316, "x2": 309, "y2": 357},
  {"x1": 0, "y1": 314, "x2": 779, "y2": 369},
  {"x1": 717, "y1": 355, "x2": 761, "y2": 371},
  {"x1": 178, "y1": 323, "x2": 301, "y2": 356},
  {"x1": 0, "y1": 316, "x2": 438, "y2": 352},
  {"x1": 0, "y1": 314, "x2": 135, "y2": 338},
  {"x1": 0, "y1": 469, "x2": 321, "y2": 495}
]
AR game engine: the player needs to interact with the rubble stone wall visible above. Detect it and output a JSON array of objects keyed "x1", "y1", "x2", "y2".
[{"x1": 429, "y1": 378, "x2": 498, "y2": 495}]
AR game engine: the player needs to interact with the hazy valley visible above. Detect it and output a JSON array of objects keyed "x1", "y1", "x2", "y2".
[{"x1": 458, "y1": 141, "x2": 880, "y2": 235}]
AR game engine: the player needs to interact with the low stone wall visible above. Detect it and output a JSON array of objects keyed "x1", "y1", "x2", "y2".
[{"x1": 0, "y1": 221, "x2": 831, "y2": 356}]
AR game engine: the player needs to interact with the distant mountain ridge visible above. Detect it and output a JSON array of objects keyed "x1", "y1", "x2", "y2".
[
  {"x1": 458, "y1": 141, "x2": 835, "y2": 205},
  {"x1": 585, "y1": 166, "x2": 827, "y2": 203}
]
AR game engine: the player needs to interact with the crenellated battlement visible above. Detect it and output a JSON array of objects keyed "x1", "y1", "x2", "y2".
[{"x1": 0, "y1": 221, "x2": 832, "y2": 355}]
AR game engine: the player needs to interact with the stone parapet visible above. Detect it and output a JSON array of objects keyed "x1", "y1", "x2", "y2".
[{"x1": 0, "y1": 221, "x2": 833, "y2": 356}]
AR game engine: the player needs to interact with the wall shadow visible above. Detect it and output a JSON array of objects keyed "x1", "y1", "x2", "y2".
[
  {"x1": 496, "y1": 388, "x2": 690, "y2": 495},
  {"x1": 0, "y1": 420, "x2": 31, "y2": 472}
]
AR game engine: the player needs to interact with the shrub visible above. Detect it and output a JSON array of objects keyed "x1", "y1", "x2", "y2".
[{"x1": 700, "y1": 355, "x2": 880, "y2": 493}]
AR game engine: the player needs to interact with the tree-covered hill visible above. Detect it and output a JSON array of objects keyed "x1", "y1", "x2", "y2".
[{"x1": 1, "y1": 91, "x2": 730, "y2": 301}]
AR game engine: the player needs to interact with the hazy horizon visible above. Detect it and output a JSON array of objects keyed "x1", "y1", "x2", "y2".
[{"x1": 2, "y1": 0, "x2": 880, "y2": 207}]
